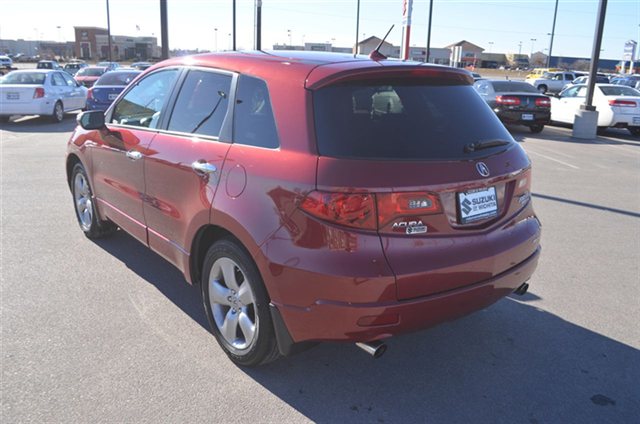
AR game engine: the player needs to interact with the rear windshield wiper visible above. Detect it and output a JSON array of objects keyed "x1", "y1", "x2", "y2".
[{"x1": 464, "y1": 139, "x2": 511, "y2": 153}]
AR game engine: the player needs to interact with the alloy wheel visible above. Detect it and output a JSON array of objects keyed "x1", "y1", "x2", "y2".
[
  {"x1": 208, "y1": 257, "x2": 257, "y2": 351},
  {"x1": 73, "y1": 172, "x2": 93, "y2": 230}
]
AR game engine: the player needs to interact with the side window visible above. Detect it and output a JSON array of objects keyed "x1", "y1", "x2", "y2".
[
  {"x1": 576, "y1": 86, "x2": 588, "y2": 97},
  {"x1": 111, "y1": 69, "x2": 179, "y2": 129},
  {"x1": 51, "y1": 73, "x2": 66, "y2": 86},
  {"x1": 562, "y1": 87, "x2": 579, "y2": 98},
  {"x1": 553, "y1": 74, "x2": 563, "y2": 81},
  {"x1": 167, "y1": 70, "x2": 232, "y2": 137},
  {"x1": 61, "y1": 72, "x2": 76, "y2": 87},
  {"x1": 233, "y1": 75, "x2": 279, "y2": 148}
]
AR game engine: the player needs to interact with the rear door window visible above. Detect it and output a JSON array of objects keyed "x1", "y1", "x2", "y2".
[
  {"x1": 167, "y1": 69, "x2": 232, "y2": 138},
  {"x1": 313, "y1": 81, "x2": 513, "y2": 160},
  {"x1": 233, "y1": 75, "x2": 279, "y2": 148}
]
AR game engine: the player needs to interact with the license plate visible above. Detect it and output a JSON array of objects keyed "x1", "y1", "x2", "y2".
[
  {"x1": 522, "y1": 113, "x2": 534, "y2": 121},
  {"x1": 6, "y1": 92, "x2": 19, "y2": 100},
  {"x1": 633, "y1": 116, "x2": 640, "y2": 125},
  {"x1": 108, "y1": 93, "x2": 118, "y2": 100},
  {"x1": 458, "y1": 187, "x2": 498, "y2": 224}
]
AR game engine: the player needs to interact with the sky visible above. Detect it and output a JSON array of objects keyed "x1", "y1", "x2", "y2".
[{"x1": 1, "y1": 0, "x2": 638, "y2": 59}]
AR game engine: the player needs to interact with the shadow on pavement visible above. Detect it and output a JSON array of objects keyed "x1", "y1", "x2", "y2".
[
  {"x1": 0, "y1": 114, "x2": 78, "y2": 133},
  {"x1": 532, "y1": 193, "x2": 640, "y2": 218},
  {"x1": 91, "y1": 230, "x2": 209, "y2": 331},
  {"x1": 90, "y1": 229, "x2": 639, "y2": 423},
  {"x1": 246, "y1": 299, "x2": 639, "y2": 423}
]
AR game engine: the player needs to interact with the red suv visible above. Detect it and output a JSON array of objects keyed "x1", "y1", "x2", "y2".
[{"x1": 67, "y1": 52, "x2": 541, "y2": 366}]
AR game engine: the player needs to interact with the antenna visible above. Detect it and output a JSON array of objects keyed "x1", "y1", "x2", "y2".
[{"x1": 369, "y1": 24, "x2": 394, "y2": 61}]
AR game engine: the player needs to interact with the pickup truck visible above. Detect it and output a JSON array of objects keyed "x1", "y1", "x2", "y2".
[{"x1": 525, "y1": 71, "x2": 578, "y2": 94}]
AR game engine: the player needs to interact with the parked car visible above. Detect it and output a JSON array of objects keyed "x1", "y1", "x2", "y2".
[
  {"x1": 0, "y1": 70, "x2": 87, "y2": 122},
  {"x1": 525, "y1": 71, "x2": 578, "y2": 94},
  {"x1": 474, "y1": 79, "x2": 551, "y2": 133},
  {"x1": 470, "y1": 72, "x2": 484, "y2": 82},
  {"x1": 525, "y1": 67, "x2": 563, "y2": 80},
  {"x1": 85, "y1": 69, "x2": 141, "y2": 111},
  {"x1": 550, "y1": 84, "x2": 640, "y2": 136},
  {"x1": 74, "y1": 66, "x2": 107, "y2": 88},
  {"x1": 36, "y1": 60, "x2": 62, "y2": 70},
  {"x1": 67, "y1": 52, "x2": 541, "y2": 366},
  {"x1": 131, "y1": 61, "x2": 152, "y2": 71},
  {"x1": 97, "y1": 61, "x2": 120, "y2": 71},
  {"x1": 610, "y1": 75, "x2": 640, "y2": 88},
  {"x1": 0, "y1": 55, "x2": 13, "y2": 69},
  {"x1": 567, "y1": 75, "x2": 609, "y2": 86},
  {"x1": 64, "y1": 62, "x2": 88, "y2": 76}
]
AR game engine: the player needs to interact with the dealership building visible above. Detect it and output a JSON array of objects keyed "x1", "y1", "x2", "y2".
[{"x1": 74, "y1": 26, "x2": 160, "y2": 61}]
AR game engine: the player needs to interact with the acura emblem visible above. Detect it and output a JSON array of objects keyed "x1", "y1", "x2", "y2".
[{"x1": 476, "y1": 162, "x2": 490, "y2": 177}]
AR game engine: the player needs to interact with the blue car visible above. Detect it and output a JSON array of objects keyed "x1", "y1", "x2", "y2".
[{"x1": 85, "y1": 70, "x2": 141, "y2": 111}]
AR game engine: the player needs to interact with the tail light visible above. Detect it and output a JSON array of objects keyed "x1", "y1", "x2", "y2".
[
  {"x1": 496, "y1": 95, "x2": 521, "y2": 106},
  {"x1": 87, "y1": 88, "x2": 93, "y2": 100},
  {"x1": 33, "y1": 87, "x2": 45, "y2": 99},
  {"x1": 300, "y1": 191, "x2": 442, "y2": 231},
  {"x1": 535, "y1": 97, "x2": 551, "y2": 107},
  {"x1": 608, "y1": 99, "x2": 636, "y2": 107},
  {"x1": 300, "y1": 192, "x2": 376, "y2": 230},
  {"x1": 376, "y1": 192, "x2": 441, "y2": 228}
]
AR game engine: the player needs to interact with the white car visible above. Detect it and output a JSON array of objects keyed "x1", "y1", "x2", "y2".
[
  {"x1": 0, "y1": 55, "x2": 12, "y2": 69},
  {"x1": 550, "y1": 84, "x2": 640, "y2": 136},
  {"x1": 0, "y1": 70, "x2": 87, "y2": 123}
]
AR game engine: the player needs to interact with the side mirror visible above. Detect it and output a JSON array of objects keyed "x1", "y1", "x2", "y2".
[{"x1": 78, "y1": 111, "x2": 105, "y2": 130}]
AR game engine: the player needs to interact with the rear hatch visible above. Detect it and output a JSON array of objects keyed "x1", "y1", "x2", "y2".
[{"x1": 306, "y1": 65, "x2": 537, "y2": 300}]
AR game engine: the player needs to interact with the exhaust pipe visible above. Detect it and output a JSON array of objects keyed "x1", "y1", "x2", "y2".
[
  {"x1": 355, "y1": 341, "x2": 387, "y2": 359},
  {"x1": 514, "y1": 282, "x2": 529, "y2": 296}
]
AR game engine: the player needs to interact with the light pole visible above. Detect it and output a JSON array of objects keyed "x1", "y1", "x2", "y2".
[
  {"x1": 518, "y1": 41, "x2": 523, "y2": 56},
  {"x1": 287, "y1": 29, "x2": 292, "y2": 46},
  {"x1": 488, "y1": 41, "x2": 494, "y2": 53},
  {"x1": 547, "y1": 0, "x2": 559, "y2": 67},
  {"x1": 530, "y1": 38, "x2": 536, "y2": 56},
  {"x1": 214, "y1": 28, "x2": 218, "y2": 52},
  {"x1": 56, "y1": 26, "x2": 62, "y2": 43}
]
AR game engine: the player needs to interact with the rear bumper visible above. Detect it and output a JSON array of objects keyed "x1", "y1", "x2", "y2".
[
  {"x1": 274, "y1": 246, "x2": 540, "y2": 343},
  {"x1": 496, "y1": 109, "x2": 550, "y2": 126},
  {"x1": 85, "y1": 100, "x2": 111, "y2": 111},
  {"x1": 0, "y1": 99, "x2": 53, "y2": 116}
]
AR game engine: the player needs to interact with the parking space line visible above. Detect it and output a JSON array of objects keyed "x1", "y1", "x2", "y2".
[
  {"x1": 526, "y1": 143, "x2": 574, "y2": 159},
  {"x1": 526, "y1": 150, "x2": 580, "y2": 169}
]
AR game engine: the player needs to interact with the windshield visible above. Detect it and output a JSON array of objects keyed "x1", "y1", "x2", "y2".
[
  {"x1": 77, "y1": 67, "x2": 106, "y2": 77},
  {"x1": 0, "y1": 72, "x2": 46, "y2": 85},
  {"x1": 96, "y1": 71, "x2": 140, "y2": 86},
  {"x1": 313, "y1": 81, "x2": 514, "y2": 160},
  {"x1": 492, "y1": 81, "x2": 539, "y2": 93},
  {"x1": 599, "y1": 86, "x2": 640, "y2": 97}
]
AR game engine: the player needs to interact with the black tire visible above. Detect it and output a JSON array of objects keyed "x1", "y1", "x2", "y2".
[
  {"x1": 50, "y1": 101, "x2": 64, "y2": 123},
  {"x1": 0, "y1": 116, "x2": 9, "y2": 123},
  {"x1": 529, "y1": 124, "x2": 544, "y2": 133},
  {"x1": 202, "y1": 238, "x2": 280, "y2": 367},
  {"x1": 70, "y1": 163, "x2": 117, "y2": 238},
  {"x1": 597, "y1": 126, "x2": 608, "y2": 135},
  {"x1": 537, "y1": 85, "x2": 547, "y2": 94},
  {"x1": 628, "y1": 127, "x2": 640, "y2": 137}
]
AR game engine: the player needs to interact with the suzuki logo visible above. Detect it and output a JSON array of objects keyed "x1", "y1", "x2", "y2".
[
  {"x1": 476, "y1": 162, "x2": 490, "y2": 177},
  {"x1": 461, "y1": 198, "x2": 472, "y2": 215}
]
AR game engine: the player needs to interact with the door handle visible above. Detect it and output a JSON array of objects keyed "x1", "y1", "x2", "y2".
[
  {"x1": 191, "y1": 161, "x2": 217, "y2": 175},
  {"x1": 126, "y1": 150, "x2": 143, "y2": 161}
]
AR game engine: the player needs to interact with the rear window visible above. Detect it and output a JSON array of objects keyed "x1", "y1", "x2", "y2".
[
  {"x1": 599, "y1": 86, "x2": 640, "y2": 97},
  {"x1": 313, "y1": 82, "x2": 513, "y2": 160},
  {"x1": 96, "y1": 71, "x2": 140, "y2": 86},
  {"x1": 492, "y1": 81, "x2": 538, "y2": 93},
  {"x1": 0, "y1": 72, "x2": 46, "y2": 85},
  {"x1": 77, "y1": 68, "x2": 105, "y2": 77}
]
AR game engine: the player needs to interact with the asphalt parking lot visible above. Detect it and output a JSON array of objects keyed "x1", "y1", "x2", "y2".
[{"x1": 2, "y1": 115, "x2": 639, "y2": 423}]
